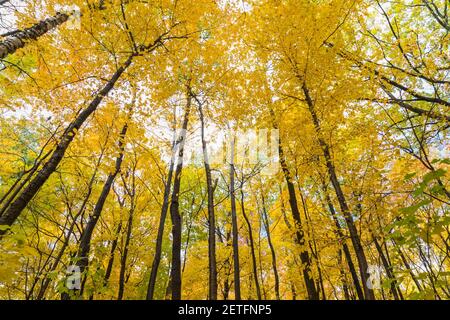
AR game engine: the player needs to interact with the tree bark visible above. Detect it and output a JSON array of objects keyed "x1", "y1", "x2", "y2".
[
  {"x1": 196, "y1": 98, "x2": 218, "y2": 300},
  {"x1": 320, "y1": 180, "x2": 365, "y2": 300},
  {"x1": 269, "y1": 107, "x2": 319, "y2": 300},
  {"x1": 0, "y1": 12, "x2": 71, "y2": 59},
  {"x1": 302, "y1": 83, "x2": 375, "y2": 300},
  {"x1": 61, "y1": 121, "x2": 129, "y2": 300},
  {"x1": 146, "y1": 120, "x2": 178, "y2": 299},
  {"x1": 118, "y1": 175, "x2": 136, "y2": 300},
  {"x1": 260, "y1": 190, "x2": 280, "y2": 300},
  {"x1": 240, "y1": 189, "x2": 262, "y2": 300},
  {"x1": 229, "y1": 135, "x2": 241, "y2": 300},
  {"x1": 169, "y1": 95, "x2": 191, "y2": 300},
  {"x1": 372, "y1": 235, "x2": 402, "y2": 300},
  {"x1": 104, "y1": 221, "x2": 122, "y2": 286},
  {"x1": 0, "y1": 55, "x2": 134, "y2": 236}
]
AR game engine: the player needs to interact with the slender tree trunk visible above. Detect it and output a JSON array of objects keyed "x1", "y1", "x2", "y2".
[
  {"x1": 104, "y1": 221, "x2": 122, "y2": 285},
  {"x1": 196, "y1": 99, "x2": 218, "y2": 300},
  {"x1": 269, "y1": 107, "x2": 319, "y2": 300},
  {"x1": 169, "y1": 95, "x2": 191, "y2": 300},
  {"x1": 260, "y1": 191, "x2": 280, "y2": 300},
  {"x1": 338, "y1": 249, "x2": 351, "y2": 300},
  {"x1": 240, "y1": 189, "x2": 262, "y2": 300},
  {"x1": 302, "y1": 83, "x2": 375, "y2": 300},
  {"x1": 0, "y1": 55, "x2": 134, "y2": 236},
  {"x1": 146, "y1": 124, "x2": 178, "y2": 299},
  {"x1": 0, "y1": 149, "x2": 52, "y2": 216},
  {"x1": 320, "y1": 180, "x2": 364, "y2": 300},
  {"x1": 219, "y1": 228, "x2": 232, "y2": 300},
  {"x1": 61, "y1": 121, "x2": 129, "y2": 300},
  {"x1": 36, "y1": 142, "x2": 107, "y2": 300},
  {"x1": 298, "y1": 186, "x2": 326, "y2": 300},
  {"x1": 392, "y1": 240, "x2": 423, "y2": 292},
  {"x1": 372, "y1": 235, "x2": 402, "y2": 300},
  {"x1": 0, "y1": 12, "x2": 71, "y2": 59},
  {"x1": 118, "y1": 178, "x2": 135, "y2": 300},
  {"x1": 229, "y1": 134, "x2": 241, "y2": 300}
]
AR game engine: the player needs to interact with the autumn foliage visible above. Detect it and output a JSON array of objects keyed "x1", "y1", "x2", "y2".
[{"x1": 0, "y1": 0, "x2": 448, "y2": 300}]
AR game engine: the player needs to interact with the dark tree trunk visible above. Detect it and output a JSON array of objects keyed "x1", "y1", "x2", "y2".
[
  {"x1": 302, "y1": 83, "x2": 375, "y2": 300},
  {"x1": 0, "y1": 55, "x2": 134, "y2": 236},
  {"x1": 118, "y1": 179, "x2": 135, "y2": 300},
  {"x1": 169, "y1": 96, "x2": 191, "y2": 300},
  {"x1": 269, "y1": 107, "x2": 319, "y2": 300},
  {"x1": 229, "y1": 135, "x2": 241, "y2": 300},
  {"x1": 298, "y1": 186, "x2": 326, "y2": 300},
  {"x1": 260, "y1": 191, "x2": 280, "y2": 300},
  {"x1": 321, "y1": 181, "x2": 364, "y2": 300},
  {"x1": 338, "y1": 249, "x2": 351, "y2": 300},
  {"x1": 0, "y1": 149, "x2": 52, "y2": 217},
  {"x1": 36, "y1": 142, "x2": 107, "y2": 300},
  {"x1": 146, "y1": 123, "x2": 178, "y2": 299},
  {"x1": 61, "y1": 121, "x2": 129, "y2": 300},
  {"x1": 372, "y1": 236, "x2": 402, "y2": 300},
  {"x1": 196, "y1": 99, "x2": 218, "y2": 300},
  {"x1": 240, "y1": 189, "x2": 262, "y2": 300},
  {"x1": 104, "y1": 221, "x2": 122, "y2": 285},
  {"x1": 392, "y1": 240, "x2": 423, "y2": 292}
]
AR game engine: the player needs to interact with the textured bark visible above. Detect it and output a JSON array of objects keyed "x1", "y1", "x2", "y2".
[
  {"x1": 229, "y1": 136, "x2": 241, "y2": 300},
  {"x1": 0, "y1": 55, "x2": 133, "y2": 236},
  {"x1": 169, "y1": 97, "x2": 191, "y2": 300},
  {"x1": 302, "y1": 83, "x2": 375, "y2": 300},
  {"x1": 197, "y1": 99, "x2": 218, "y2": 300},
  {"x1": 0, "y1": 12, "x2": 70, "y2": 59}
]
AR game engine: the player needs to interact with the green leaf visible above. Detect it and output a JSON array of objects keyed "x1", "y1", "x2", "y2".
[{"x1": 0, "y1": 225, "x2": 11, "y2": 231}]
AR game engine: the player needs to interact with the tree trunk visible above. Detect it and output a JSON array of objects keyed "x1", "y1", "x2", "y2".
[
  {"x1": 146, "y1": 121, "x2": 178, "y2": 299},
  {"x1": 320, "y1": 180, "x2": 364, "y2": 300},
  {"x1": 118, "y1": 177, "x2": 135, "y2": 300},
  {"x1": 0, "y1": 12, "x2": 71, "y2": 59},
  {"x1": 338, "y1": 249, "x2": 351, "y2": 300},
  {"x1": 0, "y1": 149, "x2": 52, "y2": 217},
  {"x1": 240, "y1": 189, "x2": 262, "y2": 300},
  {"x1": 169, "y1": 95, "x2": 191, "y2": 300},
  {"x1": 104, "y1": 221, "x2": 122, "y2": 286},
  {"x1": 0, "y1": 55, "x2": 134, "y2": 236},
  {"x1": 302, "y1": 83, "x2": 375, "y2": 300},
  {"x1": 61, "y1": 121, "x2": 129, "y2": 300},
  {"x1": 298, "y1": 185, "x2": 326, "y2": 300},
  {"x1": 196, "y1": 98, "x2": 218, "y2": 300},
  {"x1": 229, "y1": 135, "x2": 241, "y2": 300},
  {"x1": 36, "y1": 139, "x2": 107, "y2": 300},
  {"x1": 260, "y1": 190, "x2": 280, "y2": 300},
  {"x1": 372, "y1": 235, "x2": 402, "y2": 300},
  {"x1": 269, "y1": 107, "x2": 319, "y2": 300},
  {"x1": 392, "y1": 239, "x2": 423, "y2": 292}
]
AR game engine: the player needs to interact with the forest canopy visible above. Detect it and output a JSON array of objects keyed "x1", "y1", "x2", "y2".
[{"x1": 0, "y1": 0, "x2": 448, "y2": 300}]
